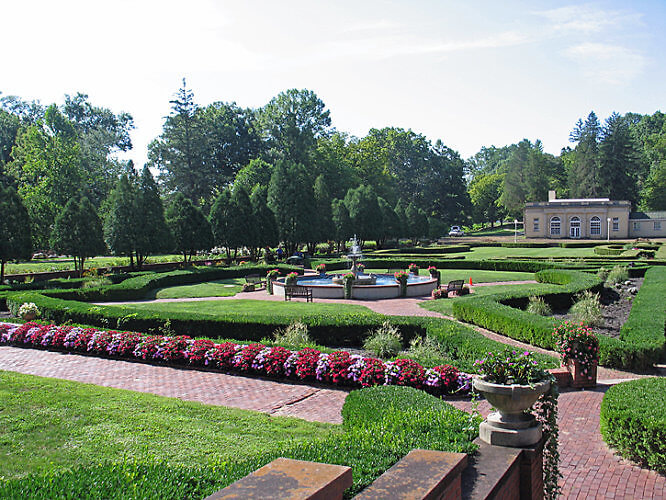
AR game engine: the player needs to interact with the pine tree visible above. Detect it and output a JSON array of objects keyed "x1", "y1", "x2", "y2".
[
  {"x1": 331, "y1": 199, "x2": 352, "y2": 252},
  {"x1": 136, "y1": 166, "x2": 173, "y2": 267},
  {"x1": 165, "y1": 193, "x2": 213, "y2": 262},
  {"x1": 0, "y1": 186, "x2": 32, "y2": 283},
  {"x1": 599, "y1": 113, "x2": 640, "y2": 203},
  {"x1": 249, "y1": 185, "x2": 278, "y2": 255},
  {"x1": 104, "y1": 174, "x2": 139, "y2": 267},
  {"x1": 568, "y1": 112, "x2": 601, "y2": 198},
  {"x1": 313, "y1": 175, "x2": 334, "y2": 248}
]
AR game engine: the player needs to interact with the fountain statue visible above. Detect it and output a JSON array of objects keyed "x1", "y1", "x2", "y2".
[{"x1": 348, "y1": 235, "x2": 363, "y2": 274}]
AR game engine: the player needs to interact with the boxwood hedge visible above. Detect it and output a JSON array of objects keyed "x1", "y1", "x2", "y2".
[
  {"x1": 451, "y1": 268, "x2": 665, "y2": 370},
  {"x1": 600, "y1": 378, "x2": 666, "y2": 474}
]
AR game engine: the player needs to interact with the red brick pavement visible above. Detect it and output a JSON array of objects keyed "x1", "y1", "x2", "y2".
[{"x1": 0, "y1": 346, "x2": 347, "y2": 424}]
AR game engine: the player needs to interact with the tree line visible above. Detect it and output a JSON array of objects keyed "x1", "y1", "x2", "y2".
[{"x1": 1, "y1": 83, "x2": 665, "y2": 279}]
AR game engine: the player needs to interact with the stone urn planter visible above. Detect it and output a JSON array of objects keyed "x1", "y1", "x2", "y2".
[
  {"x1": 566, "y1": 359, "x2": 597, "y2": 389},
  {"x1": 21, "y1": 311, "x2": 36, "y2": 321},
  {"x1": 473, "y1": 377, "x2": 550, "y2": 447}
]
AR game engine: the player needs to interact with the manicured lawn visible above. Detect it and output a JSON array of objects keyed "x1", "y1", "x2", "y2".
[
  {"x1": 149, "y1": 278, "x2": 245, "y2": 299},
  {"x1": 421, "y1": 282, "x2": 556, "y2": 316},
  {"x1": 465, "y1": 246, "x2": 596, "y2": 258},
  {"x1": 0, "y1": 371, "x2": 339, "y2": 480},
  {"x1": 362, "y1": 268, "x2": 535, "y2": 283},
  {"x1": 465, "y1": 226, "x2": 516, "y2": 236},
  {"x1": 4, "y1": 254, "x2": 202, "y2": 275},
  {"x1": 113, "y1": 299, "x2": 379, "y2": 320}
]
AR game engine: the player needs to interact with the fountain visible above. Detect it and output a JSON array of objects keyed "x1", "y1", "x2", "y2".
[{"x1": 272, "y1": 235, "x2": 437, "y2": 299}]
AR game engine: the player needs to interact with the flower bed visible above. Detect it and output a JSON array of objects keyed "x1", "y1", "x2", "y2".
[{"x1": 0, "y1": 322, "x2": 470, "y2": 396}]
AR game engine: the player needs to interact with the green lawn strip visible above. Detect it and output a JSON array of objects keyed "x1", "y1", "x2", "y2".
[
  {"x1": 465, "y1": 246, "x2": 596, "y2": 259},
  {"x1": 0, "y1": 371, "x2": 338, "y2": 480},
  {"x1": 421, "y1": 283, "x2": 551, "y2": 316},
  {"x1": 0, "y1": 377, "x2": 478, "y2": 499},
  {"x1": 600, "y1": 378, "x2": 666, "y2": 474},
  {"x1": 150, "y1": 278, "x2": 245, "y2": 299}
]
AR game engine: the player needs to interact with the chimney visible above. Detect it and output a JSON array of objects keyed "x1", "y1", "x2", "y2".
[{"x1": 548, "y1": 190, "x2": 556, "y2": 201}]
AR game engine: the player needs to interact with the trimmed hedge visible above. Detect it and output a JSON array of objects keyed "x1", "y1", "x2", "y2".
[
  {"x1": 0, "y1": 386, "x2": 479, "y2": 498},
  {"x1": 594, "y1": 245, "x2": 625, "y2": 256},
  {"x1": 600, "y1": 378, "x2": 666, "y2": 474},
  {"x1": 452, "y1": 267, "x2": 665, "y2": 370},
  {"x1": 372, "y1": 245, "x2": 471, "y2": 254},
  {"x1": 452, "y1": 269, "x2": 600, "y2": 350}
]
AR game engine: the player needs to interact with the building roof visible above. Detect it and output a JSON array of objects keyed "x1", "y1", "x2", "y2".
[
  {"x1": 629, "y1": 211, "x2": 666, "y2": 220},
  {"x1": 525, "y1": 199, "x2": 631, "y2": 208}
]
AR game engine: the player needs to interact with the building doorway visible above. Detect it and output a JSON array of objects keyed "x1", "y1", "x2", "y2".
[{"x1": 570, "y1": 217, "x2": 581, "y2": 238}]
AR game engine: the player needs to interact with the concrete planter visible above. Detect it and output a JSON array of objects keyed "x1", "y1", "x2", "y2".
[{"x1": 473, "y1": 377, "x2": 550, "y2": 447}]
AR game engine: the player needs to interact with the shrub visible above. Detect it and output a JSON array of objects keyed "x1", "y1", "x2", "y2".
[
  {"x1": 406, "y1": 336, "x2": 449, "y2": 367},
  {"x1": 363, "y1": 321, "x2": 403, "y2": 358},
  {"x1": 527, "y1": 296, "x2": 552, "y2": 316},
  {"x1": 596, "y1": 267, "x2": 610, "y2": 282},
  {"x1": 82, "y1": 277, "x2": 113, "y2": 289},
  {"x1": 569, "y1": 291, "x2": 603, "y2": 327},
  {"x1": 606, "y1": 266, "x2": 629, "y2": 285},
  {"x1": 272, "y1": 321, "x2": 315, "y2": 349},
  {"x1": 600, "y1": 378, "x2": 666, "y2": 474}
]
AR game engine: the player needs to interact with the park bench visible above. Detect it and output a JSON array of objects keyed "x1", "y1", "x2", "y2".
[
  {"x1": 245, "y1": 273, "x2": 266, "y2": 288},
  {"x1": 442, "y1": 280, "x2": 464, "y2": 296},
  {"x1": 284, "y1": 285, "x2": 313, "y2": 302}
]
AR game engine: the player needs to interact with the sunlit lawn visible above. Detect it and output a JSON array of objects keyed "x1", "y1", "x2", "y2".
[
  {"x1": 465, "y1": 246, "x2": 596, "y2": 259},
  {"x1": 5, "y1": 254, "x2": 194, "y2": 275},
  {"x1": 0, "y1": 371, "x2": 339, "y2": 480},
  {"x1": 149, "y1": 278, "x2": 245, "y2": 299},
  {"x1": 361, "y1": 268, "x2": 535, "y2": 283},
  {"x1": 112, "y1": 299, "x2": 380, "y2": 321}
]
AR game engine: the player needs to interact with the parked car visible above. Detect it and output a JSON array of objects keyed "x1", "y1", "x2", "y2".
[{"x1": 448, "y1": 226, "x2": 465, "y2": 237}]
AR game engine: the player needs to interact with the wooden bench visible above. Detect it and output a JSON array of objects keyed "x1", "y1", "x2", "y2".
[
  {"x1": 284, "y1": 285, "x2": 313, "y2": 302},
  {"x1": 441, "y1": 280, "x2": 464, "y2": 296},
  {"x1": 245, "y1": 273, "x2": 266, "y2": 287}
]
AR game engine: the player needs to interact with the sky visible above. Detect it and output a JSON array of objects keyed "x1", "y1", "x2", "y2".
[{"x1": 1, "y1": 0, "x2": 665, "y2": 165}]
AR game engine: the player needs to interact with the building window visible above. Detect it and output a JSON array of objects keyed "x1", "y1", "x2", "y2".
[
  {"x1": 533, "y1": 218, "x2": 539, "y2": 232},
  {"x1": 633, "y1": 222, "x2": 641, "y2": 231},
  {"x1": 655, "y1": 221, "x2": 662, "y2": 231},
  {"x1": 550, "y1": 216, "x2": 561, "y2": 236},
  {"x1": 612, "y1": 217, "x2": 619, "y2": 231},
  {"x1": 590, "y1": 216, "x2": 601, "y2": 235}
]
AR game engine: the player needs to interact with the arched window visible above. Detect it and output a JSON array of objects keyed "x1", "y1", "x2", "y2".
[
  {"x1": 570, "y1": 216, "x2": 581, "y2": 238},
  {"x1": 550, "y1": 216, "x2": 561, "y2": 236},
  {"x1": 590, "y1": 216, "x2": 601, "y2": 235}
]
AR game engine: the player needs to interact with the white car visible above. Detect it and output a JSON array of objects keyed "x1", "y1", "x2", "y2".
[{"x1": 448, "y1": 226, "x2": 465, "y2": 237}]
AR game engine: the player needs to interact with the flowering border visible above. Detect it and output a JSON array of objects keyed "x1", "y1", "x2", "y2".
[{"x1": 0, "y1": 322, "x2": 471, "y2": 396}]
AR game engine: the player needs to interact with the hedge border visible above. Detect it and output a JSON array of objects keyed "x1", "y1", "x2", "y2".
[{"x1": 600, "y1": 378, "x2": 666, "y2": 474}]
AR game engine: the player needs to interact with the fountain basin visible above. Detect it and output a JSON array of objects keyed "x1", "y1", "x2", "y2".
[{"x1": 273, "y1": 273, "x2": 437, "y2": 299}]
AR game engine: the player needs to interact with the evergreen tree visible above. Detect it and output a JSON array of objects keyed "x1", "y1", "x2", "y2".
[
  {"x1": 394, "y1": 199, "x2": 408, "y2": 240},
  {"x1": 568, "y1": 112, "x2": 601, "y2": 198},
  {"x1": 104, "y1": 174, "x2": 139, "y2": 266},
  {"x1": 599, "y1": 113, "x2": 640, "y2": 203},
  {"x1": 51, "y1": 197, "x2": 106, "y2": 274},
  {"x1": 165, "y1": 193, "x2": 213, "y2": 262},
  {"x1": 267, "y1": 160, "x2": 316, "y2": 255},
  {"x1": 209, "y1": 187, "x2": 252, "y2": 263},
  {"x1": 343, "y1": 185, "x2": 381, "y2": 246},
  {"x1": 249, "y1": 185, "x2": 279, "y2": 255},
  {"x1": 313, "y1": 175, "x2": 334, "y2": 246},
  {"x1": 640, "y1": 161, "x2": 666, "y2": 210},
  {"x1": 377, "y1": 197, "x2": 400, "y2": 248},
  {"x1": 331, "y1": 199, "x2": 352, "y2": 252},
  {"x1": 405, "y1": 202, "x2": 428, "y2": 245},
  {"x1": 0, "y1": 186, "x2": 32, "y2": 283},
  {"x1": 135, "y1": 166, "x2": 172, "y2": 267}
]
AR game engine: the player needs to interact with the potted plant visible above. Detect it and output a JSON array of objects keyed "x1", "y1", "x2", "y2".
[
  {"x1": 408, "y1": 263, "x2": 419, "y2": 274},
  {"x1": 553, "y1": 321, "x2": 599, "y2": 388},
  {"x1": 342, "y1": 272, "x2": 355, "y2": 299},
  {"x1": 394, "y1": 270, "x2": 409, "y2": 297},
  {"x1": 473, "y1": 349, "x2": 552, "y2": 447},
  {"x1": 428, "y1": 266, "x2": 440, "y2": 286},
  {"x1": 315, "y1": 263, "x2": 326, "y2": 275},
  {"x1": 285, "y1": 272, "x2": 299, "y2": 286},
  {"x1": 356, "y1": 263, "x2": 365, "y2": 273},
  {"x1": 18, "y1": 302, "x2": 40, "y2": 321}
]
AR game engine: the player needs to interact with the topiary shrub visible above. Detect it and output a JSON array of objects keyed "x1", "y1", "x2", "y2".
[{"x1": 600, "y1": 378, "x2": 666, "y2": 474}]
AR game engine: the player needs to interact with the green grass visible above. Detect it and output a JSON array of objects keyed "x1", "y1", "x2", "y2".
[
  {"x1": 421, "y1": 283, "x2": 552, "y2": 316},
  {"x1": 465, "y1": 226, "x2": 516, "y2": 236},
  {"x1": 4, "y1": 255, "x2": 217, "y2": 275},
  {"x1": 465, "y1": 246, "x2": 596, "y2": 259},
  {"x1": 114, "y1": 298, "x2": 379, "y2": 321},
  {"x1": 149, "y1": 278, "x2": 245, "y2": 299},
  {"x1": 0, "y1": 371, "x2": 338, "y2": 480}
]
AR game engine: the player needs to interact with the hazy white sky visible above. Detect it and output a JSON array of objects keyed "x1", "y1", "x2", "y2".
[{"x1": 2, "y1": 1, "x2": 664, "y2": 165}]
